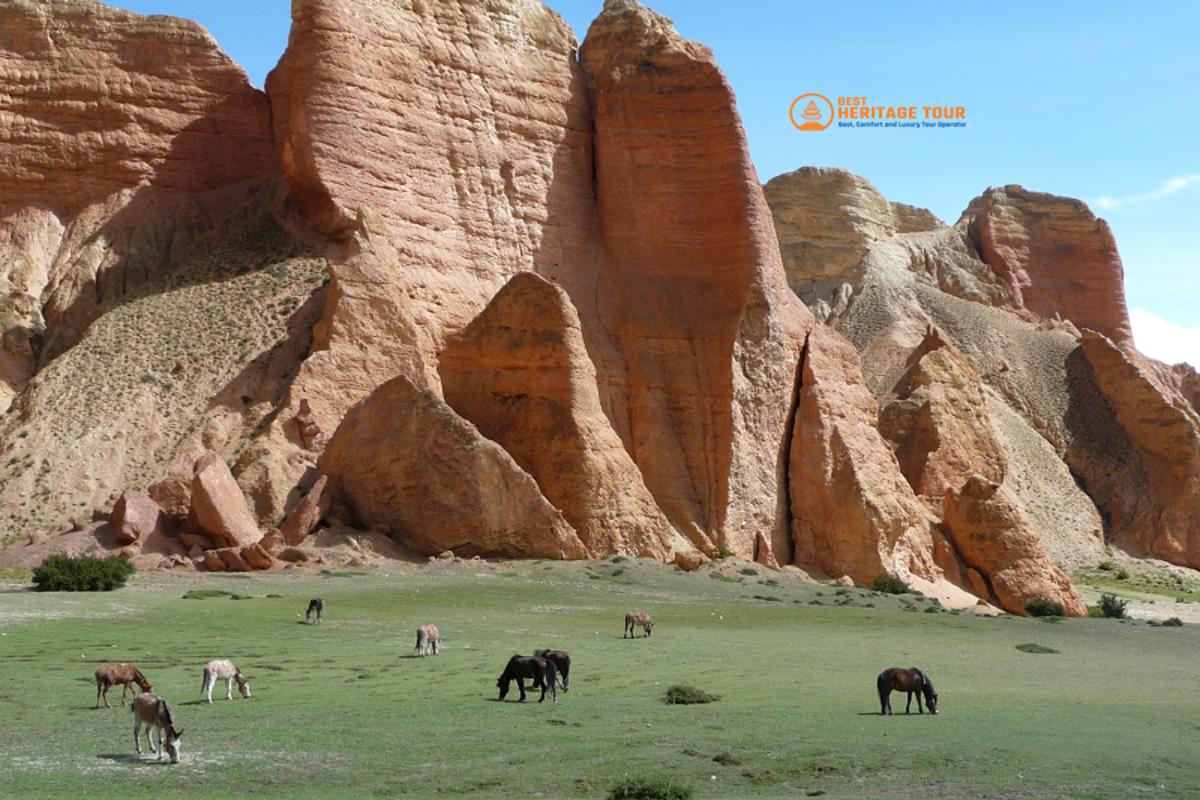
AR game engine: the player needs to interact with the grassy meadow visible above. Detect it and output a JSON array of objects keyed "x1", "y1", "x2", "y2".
[{"x1": 0, "y1": 558, "x2": 1197, "y2": 799}]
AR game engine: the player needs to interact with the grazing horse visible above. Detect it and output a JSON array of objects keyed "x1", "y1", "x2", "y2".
[
  {"x1": 624, "y1": 611, "x2": 653, "y2": 638},
  {"x1": 496, "y1": 654, "x2": 557, "y2": 703},
  {"x1": 877, "y1": 667, "x2": 939, "y2": 715},
  {"x1": 534, "y1": 649, "x2": 571, "y2": 692},
  {"x1": 200, "y1": 659, "x2": 251, "y2": 703},
  {"x1": 415, "y1": 624, "x2": 440, "y2": 656},
  {"x1": 132, "y1": 692, "x2": 184, "y2": 763},
  {"x1": 306, "y1": 597, "x2": 324, "y2": 624},
  {"x1": 94, "y1": 663, "x2": 152, "y2": 708}
]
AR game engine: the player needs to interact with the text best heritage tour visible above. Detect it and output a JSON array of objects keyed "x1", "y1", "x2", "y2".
[{"x1": 838, "y1": 95, "x2": 966, "y2": 128}]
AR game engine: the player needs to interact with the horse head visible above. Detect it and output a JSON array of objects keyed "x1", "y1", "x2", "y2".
[
  {"x1": 644, "y1": 621, "x2": 653, "y2": 636},
  {"x1": 164, "y1": 728, "x2": 184, "y2": 764},
  {"x1": 497, "y1": 675, "x2": 510, "y2": 700},
  {"x1": 236, "y1": 672, "x2": 251, "y2": 698},
  {"x1": 922, "y1": 677, "x2": 938, "y2": 715}
]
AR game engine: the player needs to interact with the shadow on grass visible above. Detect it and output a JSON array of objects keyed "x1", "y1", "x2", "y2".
[{"x1": 97, "y1": 753, "x2": 159, "y2": 764}]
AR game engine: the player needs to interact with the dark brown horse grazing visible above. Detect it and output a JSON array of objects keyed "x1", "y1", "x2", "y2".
[
  {"x1": 497, "y1": 655, "x2": 557, "y2": 703},
  {"x1": 534, "y1": 649, "x2": 571, "y2": 692},
  {"x1": 95, "y1": 663, "x2": 152, "y2": 708},
  {"x1": 877, "y1": 667, "x2": 938, "y2": 715}
]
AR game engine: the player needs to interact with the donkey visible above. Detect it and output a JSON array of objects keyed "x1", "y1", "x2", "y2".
[
  {"x1": 95, "y1": 663, "x2": 152, "y2": 708},
  {"x1": 534, "y1": 649, "x2": 571, "y2": 692},
  {"x1": 201, "y1": 659, "x2": 251, "y2": 703},
  {"x1": 306, "y1": 597, "x2": 324, "y2": 624},
  {"x1": 497, "y1": 654, "x2": 557, "y2": 703},
  {"x1": 415, "y1": 624, "x2": 440, "y2": 656},
  {"x1": 877, "y1": 667, "x2": 939, "y2": 715},
  {"x1": 132, "y1": 692, "x2": 184, "y2": 763},
  {"x1": 624, "y1": 611, "x2": 653, "y2": 638}
]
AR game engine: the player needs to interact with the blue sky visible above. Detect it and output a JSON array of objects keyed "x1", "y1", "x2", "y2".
[{"x1": 107, "y1": 0, "x2": 1198, "y2": 361}]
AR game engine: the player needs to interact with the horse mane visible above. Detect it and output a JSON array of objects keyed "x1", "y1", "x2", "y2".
[
  {"x1": 158, "y1": 697, "x2": 175, "y2": 730},
  {"x1": 133, "y1": 667, "x2": 150, "y2": 687}
]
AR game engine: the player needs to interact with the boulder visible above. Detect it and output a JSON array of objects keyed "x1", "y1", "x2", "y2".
[
  {"x1": 279, "y1": 474, "x2": 332, "y2": 546},
  {"x1": 189, "y1": 452, "x2": 261, "y2": 548},
  {"x1": 111, "y1": 491, "x2": 170, "y2": 547},
  {"x1": 318, "y1": 376, "x2": 588, "y2": 560}
]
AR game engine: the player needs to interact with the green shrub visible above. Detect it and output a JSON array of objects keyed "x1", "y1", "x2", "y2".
[
  {"x1": 1115, "y1": 569, "x2": 1130, "y2": 580},
  {"x1": 608, "y1": 777, "x2": 692, "y2": 800},
  {"x1": 32, "y1": 554, "x2": 134, "y2": 592},
  {"x1": 1086, "y1": 605, "x2": 1105, "y2": 618},
  {"x1": 1024, "y1": 597, "x2": 1065, "y2": 617},
  {"x1": 1098, "y1": 592, "x2": 1128, "y2": 619},
  {"x1": 663, "y1": 685, "x2": 719, "y2": 705},
  {"x1": 1015, "y1": 642, "x2": 1059, "y2": 654},
  {"x1": 1161, "y1": 617, "x2": 1184, "y2": 627},
  {"x1": 739, "y1": 567, "x2": 758, "y2": 576},
  {"x1": 182, "y1": 589, "x2": 235, "y2": 600},
  {"x1": 1097, "y1": 561, "x2": 1115, "y2": 571},
  {"x1": 871, "y1": 573, "x2": 910, "y2": 594},
  {"x1": 712, "y1": 752, "x2": 741, "y2": 766}
]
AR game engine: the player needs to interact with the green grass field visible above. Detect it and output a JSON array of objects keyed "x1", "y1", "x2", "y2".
[{"x1": 1, "y1": 558, "x2": 1197, "y2": 799}]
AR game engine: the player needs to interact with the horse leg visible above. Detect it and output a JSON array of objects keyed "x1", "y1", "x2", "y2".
[
  {"x1": 905, "y1": 691, "x2": 913, "y2": 714},
  {"x1": 226, "y1": 676, "x2": 234, "y2": 701},
  {"x1": 517, "y1": 677, "x2": 527, "y2": 702},
  {"x1": 121, "y1": 682, "x2": 129, "y2": 706},
  {"x1": 96, "y1": 679, "x2": 102, "y2": 709},
  {"x1": 134, "y1": 719, "x2": 142, "y2": 755},
  {"x1": 917, "y1": 692, "x2": 924, "y2": 714},
  {"x1": 206, "y1": 676, "x2": 213, "y2": 704},
  {"x1": 101, "y1": 680, "x2": 111, "y2": 708},
  {"x1": 155, "y1": 727, "x2": 164, "y2": 760}
]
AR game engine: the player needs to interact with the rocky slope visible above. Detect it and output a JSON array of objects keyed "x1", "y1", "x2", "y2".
[{"x1": 1, "y1": 0, "x2": 1195, "y2": 616}]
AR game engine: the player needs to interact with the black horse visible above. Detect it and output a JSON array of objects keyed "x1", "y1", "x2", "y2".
[
  {"x1": 497, "y1": 655, "x2": 557, "y2": 703},
  {"x1": 534, "y1": 649, "x2": 571, "y2": 692},
  {"x1": 306, "y1": 597, "x2": 324, "y2": 624},
  {"x1": 877, "y1": 667, "x2": 938, "y2": 715}
]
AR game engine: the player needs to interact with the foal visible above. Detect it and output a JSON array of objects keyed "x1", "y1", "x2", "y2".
[
  {"x1": 200, "y1": 659, "x2": 251, "y2": 703},
  {"x1": 534, "y1": 649, "x2": 571, "y2": 691},
  {"x1": 877, "y1": 667, "x2": 939, "y2": 715},
  {"x1": 415, "y1": 624, "x2": 440, "y2": 656},
  {"x1": 624, "y1": 611, "x2": 653, "y2": 638},
  {"x1": 132, "y1": 692, "x2": 184, "y2": 763},
  {"x1": 306, "y1": 597, "x2": 324, "y2": 624},
  {"x1": 95, "y1": 663, "x2": 152, "y2": 708}
]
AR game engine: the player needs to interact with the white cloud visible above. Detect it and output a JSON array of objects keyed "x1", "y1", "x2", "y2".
[
  {"x1": 1129, "y1": 307, "x2": 1200, "y2": 368},
  {"x1": 1095, "y1": 174, "x2": 1200, "y2": 210}
]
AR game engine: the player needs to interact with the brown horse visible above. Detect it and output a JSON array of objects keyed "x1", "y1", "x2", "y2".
[
  {"x1": 497, "y1": 655, "x2": 557, "y2": 703},
  {"x1": 877, "y1": 667, "x2": 938, "y2": 715},
  {"x1": 534, "y1": 649, "x2": 571, "y2": 692},
  {"x1": 624, "y1": 611, "x2": 653, "y2": 638},
  {"x1": 95, "y1": 663, "x2": 152, "y2": 708},
  {"x1": 132, "y1": 692, "x2": 184, "y2": 763}
]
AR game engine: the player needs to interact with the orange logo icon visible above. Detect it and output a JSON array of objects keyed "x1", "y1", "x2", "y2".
[{"x1": 789, "y1": 93, "x2": 834, "y2": 131}]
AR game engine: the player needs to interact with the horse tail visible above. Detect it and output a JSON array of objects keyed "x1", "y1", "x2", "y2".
[
  {"x1": 545, "y1": 659, "x2": 558, "y2": 698},
  {"x1": 200, "y1": 666, "x2": 209, "y2": 695},
  {"x1": 877, "y1": 670, "x2": 889, "y2": 697}
]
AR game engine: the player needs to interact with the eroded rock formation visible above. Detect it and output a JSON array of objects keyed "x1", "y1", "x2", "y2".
[
  {"x1": 318, "y1": 376, "x2": 588, "y2": 560},
  {"x1": 0, "y1": 0, "x2": 1189, "y2": 610}
]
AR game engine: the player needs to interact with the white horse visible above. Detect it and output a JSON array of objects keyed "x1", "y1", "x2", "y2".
[
  {"x1": 200, "y1": 659, "x2": 251, "y2": 703},
  {"x1": 132, "y1": 692, "x2": 184, "y2": 763},
  {"x1": 415, "y1": 624, "x2": 440, "y2": 656}
]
